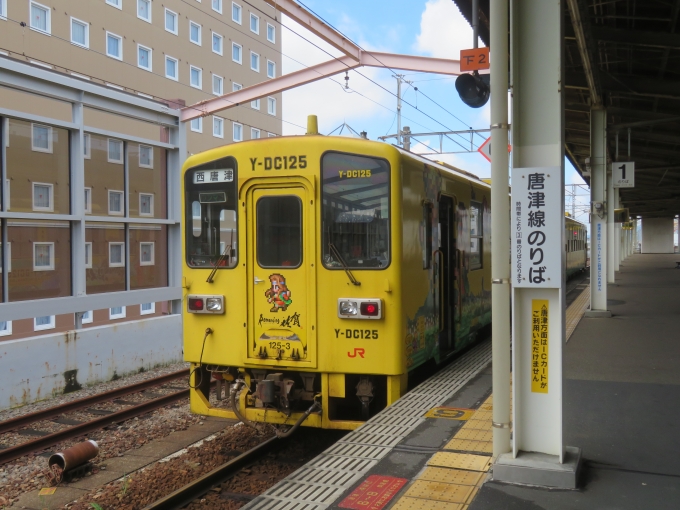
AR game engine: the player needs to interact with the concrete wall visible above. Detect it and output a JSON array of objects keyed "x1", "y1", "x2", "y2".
[
  {"x1": 0, "y1": 315, "x2": 182, "y2": 411},
  {"x1": 641, "y1": 217, "x2": 674, "y2": 253}
]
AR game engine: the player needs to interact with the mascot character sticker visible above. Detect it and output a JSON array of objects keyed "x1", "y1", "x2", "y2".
[{"x1": 265, "y1": 274, "x2": 292, "y2": 312}]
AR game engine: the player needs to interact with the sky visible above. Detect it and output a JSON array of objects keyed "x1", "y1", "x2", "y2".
[{"x1": 277, "y1": 0, "x2": 589, "y2": 222}]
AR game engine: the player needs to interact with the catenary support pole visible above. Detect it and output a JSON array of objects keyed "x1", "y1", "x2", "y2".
[
  {"x1": 490, "y1": 0, "x2": 511, "y2": 458},
  {"x1": 588, "y1": 107, "x2": 610, "y2": 316}
]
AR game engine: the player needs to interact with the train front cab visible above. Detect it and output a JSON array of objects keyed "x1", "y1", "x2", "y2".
[{"x1": 184, "y1": 141, "x2": 408, "y2": 430}]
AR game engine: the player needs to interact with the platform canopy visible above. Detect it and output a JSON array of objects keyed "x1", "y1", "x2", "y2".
[{"x1": 453, "y1": 0, "x2": 680, "y2": 218}]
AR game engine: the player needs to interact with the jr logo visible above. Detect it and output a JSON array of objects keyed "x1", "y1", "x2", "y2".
[{"x1": 347, "y1": 348, "x2": 365, "y2": 358}]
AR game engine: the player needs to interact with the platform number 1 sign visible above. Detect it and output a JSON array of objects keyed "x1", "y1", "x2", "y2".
[{"x1": 613, "y1": 162, "x2": 635, "y2": 188}]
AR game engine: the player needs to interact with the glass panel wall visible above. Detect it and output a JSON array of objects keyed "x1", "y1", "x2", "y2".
[
  {"x1": 128, "y1": 144, "x2": 167, "y2": 219},
  {"x1": 6, "y1": 119, "x2": 70, "y2": 214},
  {"x1": 7, "y1": 220, "x2": 71, "y2": 301},
  {"x1": 130, "y1": 224, "x2": 168, "y2": 289},
  {"x1": 85, "y1": 134, "x2": 125, "y2": 216},
  {"x1": 85, "y1": 223, "x2": 125, "y2": 294}
]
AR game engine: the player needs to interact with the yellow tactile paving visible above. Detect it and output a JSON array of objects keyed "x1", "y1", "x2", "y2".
[
  {"x1": 455, "y1": 429, "x2": 492, "y2": 442},
  {"x1": 390, "y1": 497, "x2": 463, "y2": 510},
  {"x1": 428, "y1": 452, "x2": 493, "y2": 471},
  {"x1": 404, "y1": 480, "x2": 475, "y2": 504},
  {"x1": 418, "y1": 467, "x2": 483, "y2": 485},
  {"x1": 470, "y1": 410, "x2": 492, "y2": 420},
  {"x1": 566, "y1": 284, "x2": 590, "y2": 341},
  {"x1": 443, "y1": 438, "x2": 493, "y2": 454},
  {"x1": 460, "y1": 419, "x2": 492, "y2": 431}
]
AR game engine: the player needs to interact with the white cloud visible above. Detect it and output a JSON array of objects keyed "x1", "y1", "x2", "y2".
[
  {"x1": 281, "y1": 14, "x2": 394, "y2": 136},
  {"x1": 414, "y1": 0, "x2": 481, "y2": 59}
]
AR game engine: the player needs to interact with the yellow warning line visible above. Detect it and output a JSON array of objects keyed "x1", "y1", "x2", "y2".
[
  {"x1": 566, "y1": 284, "x2": 590, "y2": 341},
  {"x1": 391, "y1": 288, "x2": 589, "y2": 508}
]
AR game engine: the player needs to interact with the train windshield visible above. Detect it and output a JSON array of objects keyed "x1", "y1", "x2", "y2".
[
  {"x1": 321, "y1": 152, "x2": 390, "y2": 269},
  {"x1": 185, "y1": 157, "x2": 238, "y2": 268}
]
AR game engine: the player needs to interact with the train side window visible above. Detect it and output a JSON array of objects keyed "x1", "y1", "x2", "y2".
[
  {"x1": 469, "y1": 201, "x2": 483, "y2": 270},
  {"x1": 423, "y1": 202, "x2": 432, "y2": 269},
  {"x1": 257, "y1": 195, "x2": 302, "y2": 268}
]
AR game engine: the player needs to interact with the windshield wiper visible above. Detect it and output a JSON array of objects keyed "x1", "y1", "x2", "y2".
[
  {"x1": 207, "y1": 230, "x2": 233, "y2": 283},
  {"x1": 329, "y1": 242, "x2": 361, "y2": 286}
]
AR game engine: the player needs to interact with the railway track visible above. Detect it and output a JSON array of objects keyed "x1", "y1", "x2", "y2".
[{"x1": 0, "y1": 369, "x2": 190, "y2": 465}]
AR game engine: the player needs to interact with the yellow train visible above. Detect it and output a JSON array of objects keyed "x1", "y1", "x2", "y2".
[{"x1": 182, "y1": 119, "x2": 491, "y2": 430}]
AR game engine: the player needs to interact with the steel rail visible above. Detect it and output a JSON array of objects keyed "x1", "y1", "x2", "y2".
[
  {"x1": 142, "y1": 436, "x2": 282, "y2": 510},
  {"x1": 0, "y1": 389, "x2": 189, "y2": 466},
  {"x1": 0, "y1": 369, "x2": 189, "y2": 435}
]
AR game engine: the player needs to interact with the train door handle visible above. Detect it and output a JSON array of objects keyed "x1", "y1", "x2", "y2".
[{"x1": 254, "y1": 277, "x2": 264, "y2": 284}]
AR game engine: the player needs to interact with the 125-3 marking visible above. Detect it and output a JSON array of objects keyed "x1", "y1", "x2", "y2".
[
  {"x1": 335, "y1": 329, "x2": 379, "y2": 340},
  {"x1": 250, "y1": 156, "x2": 307, "y2": 171}
]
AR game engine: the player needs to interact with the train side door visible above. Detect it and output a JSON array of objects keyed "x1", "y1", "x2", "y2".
[
  {"x1": 245, "y1": 183, "x2": 316, "y2": 367},
  {"x1": 437, "y1": 195, "x2": 456, "y2": 357}
]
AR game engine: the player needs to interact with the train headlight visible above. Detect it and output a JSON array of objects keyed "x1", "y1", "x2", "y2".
[
  {"x1": 339, "y1": 300, "x2": 358, "y2": 316},
  {"x1": 206, "y1": 298, "x2": 223, "y2": 312},
  {"x1": 338, "y1": 298, "x2": 382, "y2": 319},
  {"x1": 187, "y1": 295, "x2": 225, "y2": 314}
]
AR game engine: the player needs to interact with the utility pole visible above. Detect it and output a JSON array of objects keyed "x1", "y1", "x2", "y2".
[{"x1": 396, "y1": 74, "x2": 403, "y2": 146}]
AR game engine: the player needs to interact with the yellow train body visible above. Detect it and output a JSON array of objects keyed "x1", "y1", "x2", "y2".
[{"x1": 182, "y1": 135, "x2": 491, "y2": 430}]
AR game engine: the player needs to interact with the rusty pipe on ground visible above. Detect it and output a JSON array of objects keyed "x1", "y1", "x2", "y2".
[{"x1": 48, "y1": 440, "x2": 99, "y2": 483}]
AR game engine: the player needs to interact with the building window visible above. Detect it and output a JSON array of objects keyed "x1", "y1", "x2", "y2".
[
  {"x1": 190, "y1": 66, "x2": 202, "y2": 89},
  {"x1": 83, "y1": 242, "x2": 92, "y2": 269},
  {"x1": 165, "y1": 8, "x2": 178, "y2": 35},
  {"x1": 190, "y1": 117, "x2": 202, "y2": 133},
  {"x1": 137, "y1": 0, "x2": 151, "y2": 22},
  {"x1": 140, "y1": 193, "x2": 154, "y2": 216},
  {"x1": 189, "y1": 21, "x2": 201, "y2": 45},
  {"x1": 139, "y1": 144, "x2": 153, "y2": 168},
  {"x1": 232, "y1": 42, "x2": 242, "y2": 64},
  {"x1": 108, "y1": 190, "x2": 124, "y2": 215},
  {"x1": 109, "y1": 242, "x2": 125, "y2": 267},
  {"x1": 30, "y1": 1, "x2": 51, "y2": 34},
  {"x1": 233, "y1": 122, "x2": 243, "y2": 142},
  {"x1": 267, "y1": 60, "x2": 275, "y2": 78},
  {"x1": 212, "y1": 74, "x2": 224, "y2": 95},
  {"x1": 267, "y1": 23, "x2": 275, "y2": 43},
  {"x1": 212, "y1": 0, "x2": 222, "y2": 13},
  {"x1": 33, "y1": 242, "x2": 55, "y2": 271},
  {"x1": 108, "y1": 138, "x2": 123, "y2": 164},
  {"x1": 140, "y1": 302, "x2": 155, "y2": 315},
  {"x1": 84, "y1": 133, "x2": 91, "y2": 159},
  {"x1": 251, "y1": 98, "x2": 260, "y2": 110},
  {"x1": 137, "y1": 44, "x2": 152, "y2": 71},
  {"x1": 32, "y1": 183, "x2": 53, "y2": 211},
  {"x1": 106, "y1": 32, "x2": 123, "y2": 60},
  {"x1": 84, "y1": 187, "x2": 92, "y2": 213},
  {"x1": 0, "y1": 0, "x2": 6, "y2": 20},
  {"x1": 140, "y1": 242, "x2": 155, "y2": 265},
  {"x1": 232, "y1": 2, "x2": 242, "y2": 24},
  {"x1": 232, "y1": 82, "x2": 242, "y2": 92},
  {"x1": 81, "y1": 310, "x2": 93, "y2": 324},
  {"x1": 213, "y1": 117, "x2": 224, "y2": 138},
  {"x1": 31, "y1": 123, "x2": 52, "y2": 153},
  {"x1": 0, "y1": 320, "x2": 12, "y2": 336},
  {"x1": 212, "y1": 32, "x2": 223, "y2": 55},
  {"x1": 106, "y1": 0, "x2": 122, "y2": 9},
  {"x1": 251, "y1": 128, "x2": 260, "y2": 139},
  {"x1": 71, "y1": 18, "x2": 89, "y2": 48},
  {"x1": 250, "y1": 13, "x2": 259, "y2": 34},
  {"x1": 165, "y1": 56, "x2": 178, "y2": 80},
  {"x1": 267, "y1": 97, "x2": 276, "y2": 115},
  {"x1": 250, "y1": 51, "x2": 260, "y2": 72},
  {"x1": 109, "y1": 306, "x2": 126, "y2": 319},
  {"x1": 34, "y1": 315, "x2": 55, "y2": 331}
]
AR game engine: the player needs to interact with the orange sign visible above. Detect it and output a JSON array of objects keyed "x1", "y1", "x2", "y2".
[
  {"x1": 338, "y1": 475, "x2": 408, "y2": 510},
  {"x1": 460, "y1": 47, "x2": 490, "y2": 72}
]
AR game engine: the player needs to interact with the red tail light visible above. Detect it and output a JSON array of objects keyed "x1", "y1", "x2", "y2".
[
  {"x1": 360, "y1": 302, "x2": 379, "y2": 316},
  {"x1": 188, "y1": 298, "x2": 204, "y2": 311}
]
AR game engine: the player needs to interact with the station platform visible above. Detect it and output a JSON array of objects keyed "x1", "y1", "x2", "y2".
[{"x1": 244, "y1": 254, "x2": 680, "y2": 510}]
